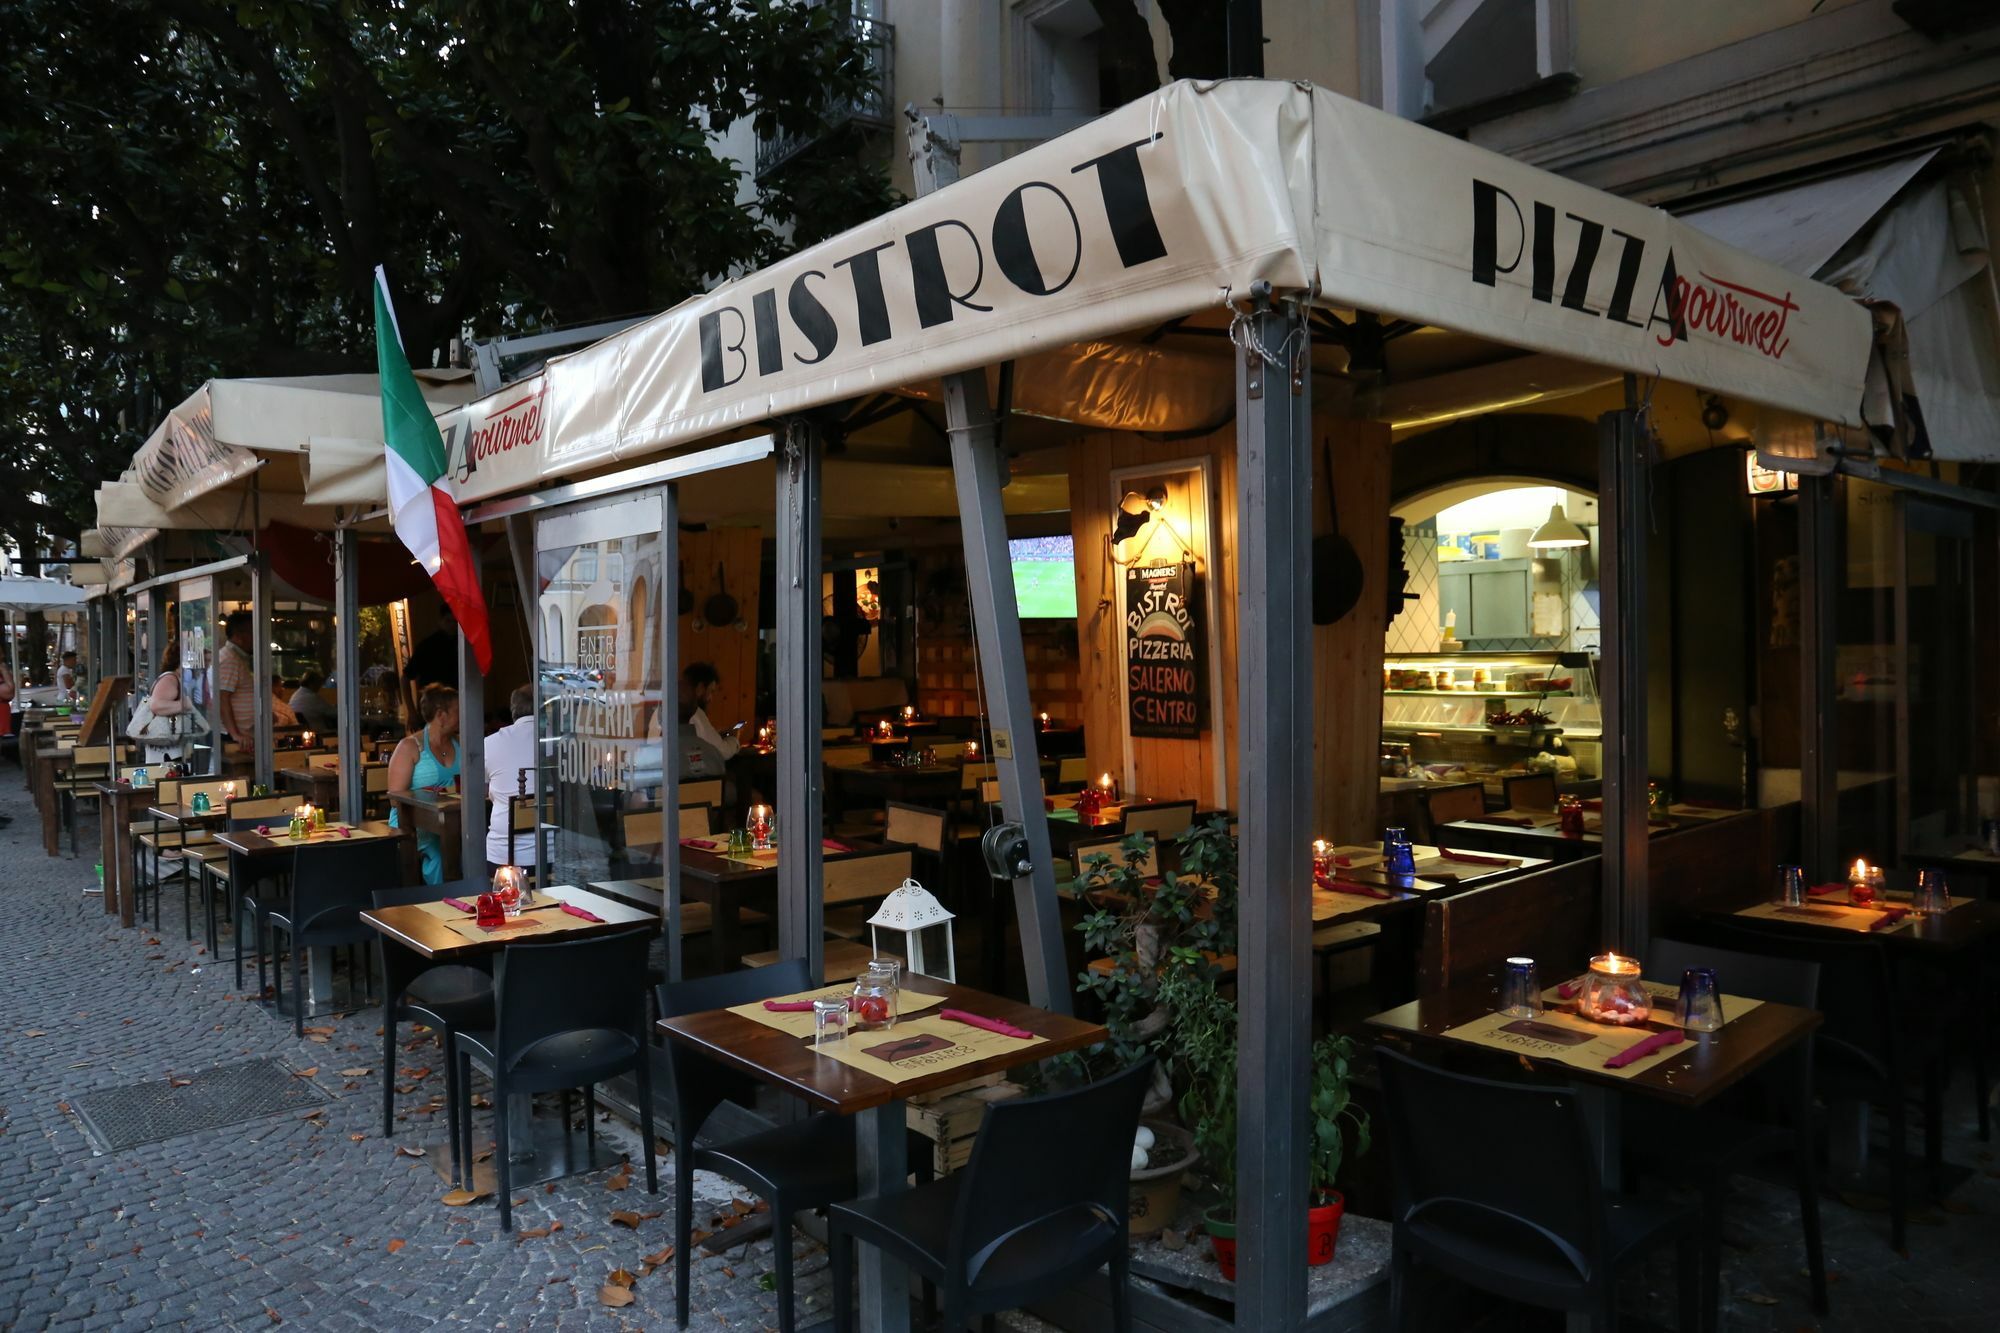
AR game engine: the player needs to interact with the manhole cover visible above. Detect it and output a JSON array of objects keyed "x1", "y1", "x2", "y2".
[{"x1": 69, "y1": 1058, "x2": 329, "y2": 1153}]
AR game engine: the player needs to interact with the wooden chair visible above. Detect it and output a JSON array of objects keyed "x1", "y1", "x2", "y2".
[
  {"x1": 134, "y1": 777, "x2": 233, "y2": 930},
  {"x1": 1069, "y1": 835, "x2": 1159, "y2": 894},
  {"x1": 829, "y1": 803, "x2": 950, "y2": 939},
  {"x1": 679, "y1": 778, "x2": 724, "y2": 808},
  {"x1": 1503, "y1": 773, "x2": 1559, "y2": 812},
  {"x1": 678, "y1": 804, "x2": 713, "y2": 838},
  {"x1": 1056, "y1": 756, "x2": 1089, "y2": 790},
  {"x1": 364, "y1": 763, "x2": 391, "y2": 818},
  {"x1": 194, "y1": 793, "x2": 303, "y2": 949},
  {"x1": 55, "y1": 743, "x2": 119, "y2": 855},
  {"x1": 754, "y1": 848, "x2": 915, "y2": 965},
  {"x1": 271, "y1": 748, "x2": 315, "y2": 772},
  {"x1": 1420, "y1": 783, "x2": 1487, "y2": 842},
  {"x1": 1122, "y1": 801, "x2": 1195, "y2": 841}
]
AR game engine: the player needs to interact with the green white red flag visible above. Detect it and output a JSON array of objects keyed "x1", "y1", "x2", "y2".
[{"x1": 374, "y1": 267, "x2": 491, "y2": 671}]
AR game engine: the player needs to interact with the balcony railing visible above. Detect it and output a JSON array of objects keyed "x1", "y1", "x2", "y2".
[{"x1": 754, "y1": 16, "x2": 894, "y2": 180}]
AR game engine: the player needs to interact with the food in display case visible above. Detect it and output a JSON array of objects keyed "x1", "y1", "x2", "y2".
[{"x1": 1380, "y1": 652, "x2": 1600, "y2": 789}]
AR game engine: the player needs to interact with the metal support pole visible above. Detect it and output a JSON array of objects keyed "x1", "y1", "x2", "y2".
[
  {"x1": 658, "y1": 486, "x2": 684, "y2": 982},
  {"x1": 943, "y1": 375, "x2": 1069, "y2": 1012},
  {"x1": 775, "y1": 422, "x2": 825, "y2": 980},
  {"x1": 1598, "y1": 401, "x2": 1650, "y2": 952},
  {"x1": 1798, "y1": 473, "x2": 1839, "y2": 880},
  {"x1": 250, "y1": 552, "x2": 273, "y2": 790},
  {"x1": 458, "y1": 545, "x2": 486, "y2": 882},
  {"x1": 145, "y1": 592, "x2": 165, "y2": 711},
  {"x1": 110, "y1": 591, "x2": 129, "y2": 682},
  {"x1": 333, "y1": 527, "x2": 365, "y2": 821},
  {"x1": 1233, "y1": 291, "x2": 1312, "y2": 1331},
  {"x1": 504, "y1": 514, "x2": 546, "y2": 883}
]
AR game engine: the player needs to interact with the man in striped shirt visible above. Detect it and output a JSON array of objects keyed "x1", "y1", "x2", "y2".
[{"x1": 213, "y1": 610, "x2": 258, "y2": 753}]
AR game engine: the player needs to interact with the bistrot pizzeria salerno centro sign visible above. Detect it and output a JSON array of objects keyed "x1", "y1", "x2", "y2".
[{"x1": 1125, "y1": 562, "x2": 1205, "y2": 740}]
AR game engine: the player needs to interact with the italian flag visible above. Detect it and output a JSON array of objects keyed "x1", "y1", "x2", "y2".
[{"x1": 375, "y1": 267, "x2": 492, "y2": 671}]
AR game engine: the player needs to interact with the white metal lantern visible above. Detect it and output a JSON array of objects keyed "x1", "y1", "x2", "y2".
[{"x1": 867, "y1": 878, "x2": 957, "y2": 982}]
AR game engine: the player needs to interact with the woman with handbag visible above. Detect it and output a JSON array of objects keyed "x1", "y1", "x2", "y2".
[{"x1": 127, "y1": 671, "x2": 209, "y2": 766}]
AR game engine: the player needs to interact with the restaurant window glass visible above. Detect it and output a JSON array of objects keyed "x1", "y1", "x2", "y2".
[
  {"x1": 177, "y1": 578, "x2": 220, "y2": 773},
  {"x1": 1900, "y1": 497, "x2": 1992, "y2": 861},
  {"x1": 1833, "y1": 478, "x2": 1898, "y2": 868},
  {"x1": 129, "y1": 593, "x2": 150, "y2": 686},
  {"x1": 534, "y1": 494, "x2": 666, "y2": 891}
]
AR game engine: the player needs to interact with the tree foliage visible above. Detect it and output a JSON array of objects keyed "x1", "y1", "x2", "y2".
[{"x1": 0, "y1": 0, "x2": 897, "y2": 545}]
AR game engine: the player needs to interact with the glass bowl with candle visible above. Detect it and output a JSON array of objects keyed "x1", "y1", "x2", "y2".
[
  {"x1": 748, "y1": 803, "x2": 775, "y2": 851},
  {"x1": 1311, "y1": 839, "x2": 1333, "y2": 880},
  {"x1": 492, "y1": 864, "x2": 526, "y2": 919},
  {"x1": 1849, "y1": 859, "x2": 1880, "y2": 907},
  {"x1": 1578, "y1": 953, "x2": 1652, "y2": 1025}
]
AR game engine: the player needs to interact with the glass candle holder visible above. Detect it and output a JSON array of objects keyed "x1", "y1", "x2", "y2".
[
  {"x1": 493, "y1": 864, "x2": 526, "y2": 919},
  {"x1": 851, "y1": 960, "x2": 900, "y2": 1031},
  {"x1": 747, "y1": 804, "x2": 775, "y2": 851},
  {"x1": 1848, "y1": 859, "x2": 1877, "y2": 907},
  {"x1": 1558, "y1": 795, "x2": 1586, "y2": 839},
  {"x1": 1579, "y1": 953, "x2": 1651, "y2": 1025},
  {"x1": 1311, "y1": 839, "x2": 1334, "y2": 880},
  {"x1": 1382, "y1": 827, "x2": 1416, "y2": 876}
]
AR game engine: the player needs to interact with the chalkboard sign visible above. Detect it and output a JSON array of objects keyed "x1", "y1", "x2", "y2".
[{"x1": 1124, "y1": 563, "x2": 1205, "y2": 739}]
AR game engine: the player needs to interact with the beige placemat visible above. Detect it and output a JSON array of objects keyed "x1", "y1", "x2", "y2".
[
  {"x1": 1482, "y1": 810, "x2": 1563, "y2": 828},
  {"x1": 726, "y1": 984, "x2": 949, "y2": 1038},
  {"x1": 812, "y1": 1013, "x2": 1046, "y2": 1084},
  {"x1": 1736, "y1": 900, "x2": 1912, "y2": 934},
  {"x1": 1412, "y1": 853, "x2": 1523, "y2": 876},
  {"x1": 413, "y1": 898, "x2": 565, "y2": 924},
  {"x1": 1312, "y1": 887, "x2": 1394, "y2": 923},
  {"x1": 443, "y1": 913, "x2": 572, "y2": 943},
  {"x1": 1441, "y1": 1008, "x2": 1693, "y2": 1080},
  {"x1": 1538, "y1": 977, "x2": 1764, "y2": 1029},
  {"x1": 722, "y1": 848, "x2": 781, "y2": 867},
  {"x1": 263, "y1": 823, "x2": 394, "y2": 846},
  {"x1": 1329, "y1": 844, "x2": 1384, "y2": 868}
]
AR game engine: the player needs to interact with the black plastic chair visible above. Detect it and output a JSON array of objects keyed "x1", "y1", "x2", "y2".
[
  {"x1": 263, "y1": 840, "x2": 398, "y2": 1037},
  {"x1": 826, "y1": 1054, "x2": 1154, "y2": 1333},
  {"x1": 373, "y1": 885, "x2": 496, "y2": 1187},
  {"x1": 1375, "y1": 1046, "x2": 1700, "y2": 1332},
  {"x1": 455, "y1": 928, "x2": 657, "y2": 1231},
  {"x1": 1634, "y1": 937, "x2": 1826, "y2": 1327},
  {"x1": 656, "y1": 959, "x2": 859, "y2": 1333},
  {"x1": 1687, "y1": 918, "x2": 1939, "y2": 1254}
]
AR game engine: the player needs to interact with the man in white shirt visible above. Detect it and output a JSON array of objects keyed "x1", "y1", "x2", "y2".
[
  {"x1": 683, "y1": 661, "x2": 741, "y2": 760},
  {"x1": 55, "y1": 651, "x2": 78, "y2": 695},
  {"x1": 288, "y1": 670, "x2": 339, "y2": 733},
  {"x1": 485, "y1": 684, "x2": 538, "y2": 874}
]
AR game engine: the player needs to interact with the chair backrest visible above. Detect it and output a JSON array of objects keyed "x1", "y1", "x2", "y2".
[
  {"x1": 153, "y1": 778, "x2": 183, "y2": 803},
  {"x1": 1504, "y1": 773, "x2": 1559, "y2": 812},
  {"x1": 494, "y1": 927, "x2": 653, "y2": 1074},
  {"x1": 116, "y1": 764, "x2": 150, "y2": 782},
  {"x1": 1644, "y1": 936, "x2": 1819, "y2": 1010},
  {"x1": 71, "y1": 744, "x2": 113, "y2": 767},
  {"x1": 978, "y1": 778, "x2": 1002, "y2": 804},
  {"x1": 950, "y1": 1055, "x2": 1154, "y2": 1284},
  {"x1": 678, "y1": 804, "x2": 713, "y2": 838},
  {"x1": 961, "y1": 761, "x2": 998, "y2": 792},
  {"x1": 1422, "y1": 783, "x2": 1487, "y2": 832},
  {"x1": 177, "y1": 777, "x2": 235, "y2": 811},
  {"x1": 679, "y1": 778, "x2": 724, "y2": 807},
  {"x1": 824, "y1": 848, "x2": 916, "y2": 904},
  {"x1": 657, "y1": 958, "x2": 813, "y2": 1143},
  {"x1": 1688, "y1": 920, "x2": 1897, "y2": 1076},
  {"x1": 272, "y1": 749, "x2": 314, "y2": 772},
  {"x1": 289, "y1": 838, "x2": 402, "y2": 936},
  {"x1": 1073, "y1": 835, "x2": 1158, "y2": 881},
  {"x1": 226, "y1": 793, "x2": 303, "y2": 829},
  {"x1": 1057, "y1": 756, "x2": 1089, "y2": 788},
  {"x1": 884, "y1": 801, "x2": 946, "y2": 853},
  {"x1": 1417, "y1": 859, "x2": 1600, "y2": 994},
  {"x1": 623, "y1": 808, "x2": 665, "y2": 852},
  {"x1": 365, "y1": 764, "x2": 391, "y2": 793},
  {"x1": 1122, "y1": 801, "x2": 1195, "y2": 840},
  {"x1": 373, "y1": 884, "x2": 493, "y2": 1001},
  {"x1": 512, "y1": 795, "x2": 538, "y2": 832},
  {"x1": 1375, "y1": 1046, "x2": 1605, "y2": 1286}
]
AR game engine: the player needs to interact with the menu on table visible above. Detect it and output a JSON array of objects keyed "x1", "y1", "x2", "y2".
[{"x1": 811, "y1": 1013, "x2": 1046, "y2": 1085}]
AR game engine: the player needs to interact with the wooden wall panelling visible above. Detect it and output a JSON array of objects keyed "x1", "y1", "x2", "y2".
[
  {"x1": 679, "y1": 527, "x2": 764, "y2": 727},
  {"x1": 1417, "y1": 857, "x2": 1603, "y2": 995},
  {"x1": 1314, "y1": 420, "x2": 1393, "y2": 844}
]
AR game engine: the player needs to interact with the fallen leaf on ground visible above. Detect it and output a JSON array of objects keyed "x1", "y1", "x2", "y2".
[
  {"x1": 640, "y1": 1245, "x2": 675, "y2": 1274},
  {"x1": 689, "y1": 1229, "x2": 709, "y2": 1247},
  {"x1": 298, "y1": 1108, "x2": 324, "y2": 1120},
  {"x1": 293, "y1": 1067, "x2": 318, "y2": 1078},
  {"x1": 339, "y1": 1068, "x2": 372, "y2": 1078},
  {"x1": 516, "y1": 1220, "x2": 563, "y2": 1240},
  {"x1": 23, "y1": 1030, "x2": 45, "y2": 1038},
  {"x1": 169, "y1": 1078, "x2": 192, "y2": 1089},
  {"x1": 394, "y1": 1145, "x2": 426, "y2": 1158},
  {"x1": 348, "y1": 1134, "x2": 365, "y2": 1143},
  {"x1": 264, "y1": 1308, "x2": 281, "y2": 1324},
  {"x1": 440, "y1": 1189, "x2": 481, "y2": 1207},
  {"x1": 729, "y1": 1199, "x2": 751, "y2": 1215},
  {"x1": 605, "y1": 1172, "x2": 630, "y2": 1192},
  {"x1": 400, "y1": 1066, "x2": 432, "y2": 1079},
  {"x1": 608, "y1": 1269, "x2": 638, "y2": 1289},
  {"x1": 456, "y1": 1238, "x2": 474, "y2": 1246},
  {"x1": 610, "y1": 1210, "x2": 662, "y2": 1229},
  {"x1": 386, "y1": 1239, "x2": 406, "y2": 1254},
  {"x1": 597, "y1": 1285, "x2": 635, "y2": 1309}
]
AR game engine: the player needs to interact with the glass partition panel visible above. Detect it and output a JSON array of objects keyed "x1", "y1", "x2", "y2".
[
  {"x1": 1901, "y1": 498, "x2": 1987, "y2": 860},
  {"x1": 177, "y1": 578, "x2": 219, "y2": 773},
  {"x1": 1833, "y1": 478, "x2": 1897, "y2": 870},
  {"x1": 534, "y1": 494, "x2": 666, "y2": 891}
]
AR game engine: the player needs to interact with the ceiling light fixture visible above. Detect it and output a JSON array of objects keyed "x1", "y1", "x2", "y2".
[{"x1": 1526, "y1": 504, "x2": 1589, "y2": 549}]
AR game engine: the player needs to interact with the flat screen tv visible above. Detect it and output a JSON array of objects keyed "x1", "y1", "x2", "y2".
[{"x1": 1008, "y1": 535, "x2": 1079, "y2": 619}]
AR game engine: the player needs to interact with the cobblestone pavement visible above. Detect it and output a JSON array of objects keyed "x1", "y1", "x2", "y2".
[
  {"x1": 0, "y1": 784, "x2": 828, "y2": 1332},
  {"x1": 5, "y1": 774, "x2": 2000, "y2": 1332}
]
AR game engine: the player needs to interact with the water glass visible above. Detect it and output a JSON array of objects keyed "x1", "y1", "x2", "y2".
[
  {"x1": 1913, "y1": 868, "x2": 1951, "y2": 916},
  {"x1": 1677, "y1": 967, "x2": 1723, "y2": 1033},
  {"x1": 1777, "y1": 864, "x2": 1806, "y2": 907},
  {"x1": 812, "y1": 997, "x2": 849, "y2": 1047},
  {"x1": 1383, "y1": 827, "x2": 1417, "y2": 876},
  {"x1": 1498, "y1": 956, "x2": 1541, "y2": 1018}
]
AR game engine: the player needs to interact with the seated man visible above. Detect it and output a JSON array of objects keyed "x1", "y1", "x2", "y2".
[{"x1": 287, "y1": 670, "x2": 339, "y2": 734}]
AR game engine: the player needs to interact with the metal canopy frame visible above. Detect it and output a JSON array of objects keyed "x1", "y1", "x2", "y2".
[{"x1": 1597, "y1": 394, "x2": 1651, "y2": 951}]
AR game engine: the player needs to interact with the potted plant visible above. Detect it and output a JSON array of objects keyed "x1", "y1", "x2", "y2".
[
  {"x1": 1160, "y1": 968, "x2": 1370, "y2": 1276},
  {"x1": 1053, "y1": 818, "x2": 1238, "y2": 1229}
]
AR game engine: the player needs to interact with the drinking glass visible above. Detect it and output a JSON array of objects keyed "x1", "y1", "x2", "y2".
[
  {"x1": 811, "y1": 997, "x2": 849, "y2": 1048},
  {"x1": 1676, "y1": 967, "x2": 1723, "y2": 1033},
  {"x1": 1383, "y1": 827, "x2": 1416, "y2": 877},
  {"x1": 1498, "y1": 957, "x2": 1541, "y2": 1018},
  {"x1": 1913, "y1": 868, "x2": 1950, "y2": 916},
  {"x1": 1777, "y1": 864, "x2": 1806, "y2": 907}
]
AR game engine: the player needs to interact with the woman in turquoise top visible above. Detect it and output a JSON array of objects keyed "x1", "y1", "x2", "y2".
[{"x1": 386, "y1": 684, "x2": 461, "y2": 884}]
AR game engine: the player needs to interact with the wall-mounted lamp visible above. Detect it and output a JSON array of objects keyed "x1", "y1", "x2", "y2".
[{"x1": 1112, "y1": 491, "x2": 1153, "y2": 544}]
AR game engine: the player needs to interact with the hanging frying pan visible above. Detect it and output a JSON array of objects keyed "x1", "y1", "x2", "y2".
[
  {"x1": 679, "y1": 571, "x2": 693, "y2": 616},
  {"x1": 1312, "y1": 439, "x2": 1365, "y2": 625},
  {"x1": 703, "y1": 562, "x2": 739, "y2": 626}
]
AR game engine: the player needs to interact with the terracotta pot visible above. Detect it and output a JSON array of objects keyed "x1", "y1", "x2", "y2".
[
  {"x1": 1203, "y1": 1207, "x2": 1237, "y2": 1282},
  {"x1": 1127, "y1": 1121, "x2": 1197, "y2": 1239},
  {"x1": 1307, "y1": 1190, "x2": 1345, "y2": 1265}
]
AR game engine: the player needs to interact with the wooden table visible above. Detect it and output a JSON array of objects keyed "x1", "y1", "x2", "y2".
[
  {"x1": 278, "y1": 761, "x2": 385, "y2": 813},
  {"x1": 360, "y1": 882, "x2": 657, "y2": 960},
  {"x1": 92, "y1": 781, "x2": 156, "y2": 926},
  {"x1": 678, "y1": 839, "x2": 884, "y2": 969},
  {"x1": 386, "y1": 788, "x2": 464, "y2": 880},
  {"x1": 33, "y1": 736, "x2": 73, "y2": 857},
  {"x1": 659, "y1": 974, "x2": 1104, "y2": 1333}
]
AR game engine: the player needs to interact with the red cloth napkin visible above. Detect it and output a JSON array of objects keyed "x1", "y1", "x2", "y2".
[
  {"x1": 940, "y1": 1008, "x2": 1034, "y2": 1039},
  {"x1": 763, "y1": 1000, "x2": 818, "y2": 1012},
  {"x1": 560, "y1": 903, "x2": 604, "y2": 923},
  {"x1": 680, "y1": 838, "x2": 720, "y2": 851},
  {"x1": 1316, "y1": 874, "x2": 1392, "y2": 900},
  {"x1": 1438, "y1": 848, "x2": 1515, "y2": 867},
  {"x1": 1807, "y1": 882, "x2": 1843, "y2": 898},
  {"x1": 1604, "y1": 1028, "x2": 1684, "y2": 1069},
  {"x1": 1869, "y1": 907, "x2": 1910, "y2": 931},
  {"x1": 1556, "y1": 979, "x2": 1581, "y2": 1000},
  {"x1": 1333, "y1": 854, "x2": 1354, "y2": 868},
  {"x1": 442, "y1": 897, "x2": 477, "y2": 913},
  {"x1": 822, "y1": 838, "x2": 852, "y2": 852}
]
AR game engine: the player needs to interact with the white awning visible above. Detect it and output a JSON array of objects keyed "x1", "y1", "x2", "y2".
[
  {"x1": 0, "y1": 576, "x2": 88, "y2": 613},
  {"x1": 94, "y1": 370, "x2": 476, "y2": 536},
  {"x1": 1685, "y1": 150, "x2": 2000, "y2": 462},
  {"x1": 441, "y1": 79, "x2": 1872, "y2": 505}
]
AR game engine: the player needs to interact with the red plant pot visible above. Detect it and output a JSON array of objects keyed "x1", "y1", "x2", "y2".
[{"x1": 1307, "y1": 1191, "x2": 1346, "y2": 1265}]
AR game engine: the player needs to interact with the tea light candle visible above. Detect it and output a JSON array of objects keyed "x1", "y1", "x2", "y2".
[
  {"x1": 1099, "y1": 773, "x2": 1116, "y2": 800},
  {"x1": 1579, "y1": 952, "x2": 1651, "y2": 1025},
  {"x1": 748, "y1": 803, "x2": 775, "y2": 850},
  {"x1": 1039, "y1": 711, "x2": 1051, "y2": 728},
  {"x1": 222, "y1": 781, "x2": 237, "y2": 800},
  {"x1": 902, "y1": 704, "x2": 916, "y2": 722},
  {"x1": 757, "y1": 723, "x2": 773, "y2": 744},
  {"x1": 301, "y1": 730, "x2": 315, "y2": 749},
  {"x1": 877, "y1": 719, "x2": 893, "y2": 738},
  {"x1": 1312, "y1": 839, "x2": 1333, "y2": 877},
  {"x1": 963, "y1": 740, "x2": 979, "y2": 759}
]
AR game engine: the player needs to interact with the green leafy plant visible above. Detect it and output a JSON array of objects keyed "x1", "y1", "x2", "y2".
[{"x1": 1308, "y1": 1032, "x2": 1370, "y2": 1201}]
